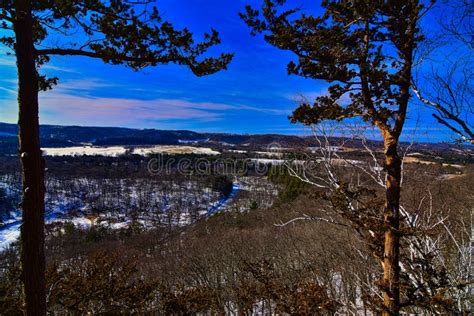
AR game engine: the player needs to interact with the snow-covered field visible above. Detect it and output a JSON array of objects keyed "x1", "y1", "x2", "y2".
[
  {"x1": 132, "y1": 145, "x2": 220, "y2": 156},
  {"x1": 42, "y1": 145, "x2": 220, "y2": 157},
  {"x1": 250, "y1": 158, "x2": 307, "y2": 165},
  {"x1": 42, "y1": 146, "x2": 127, "y2": 157},
  {"x1": 227, "y1": 149, "x2": 248, "y2": 154}
]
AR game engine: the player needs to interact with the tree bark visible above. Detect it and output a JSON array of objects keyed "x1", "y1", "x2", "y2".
[
  {"x1": 382, "y1": 135, "x2": 401, "y2": 316},
  {"x1": 14, "y1": 0, "x2": 47, "y2": 314}
]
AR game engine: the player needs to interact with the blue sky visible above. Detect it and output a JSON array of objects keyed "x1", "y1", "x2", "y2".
[{"x1": 0, "y1": 0, "x2": 471, "y2": 142}]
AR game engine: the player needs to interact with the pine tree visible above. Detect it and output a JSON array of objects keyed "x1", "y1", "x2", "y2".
[
  {"x1": 0, "y1": 1, "x2": 232, "y2": 314},
  {"x1": 241, "y1": 1, "x2": 432, "y2": 314}
]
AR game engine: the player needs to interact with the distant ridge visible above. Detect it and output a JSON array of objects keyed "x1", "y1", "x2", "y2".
[
  {"x1": 0, "y1": 122, "x2": 471, "y2": 153},
  {"x1": 0, "y1": 122, "x2": 311, "y2": 148}
]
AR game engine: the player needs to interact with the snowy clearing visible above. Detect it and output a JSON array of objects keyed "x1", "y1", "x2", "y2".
[
  {"x1": 0, "y1": 178, "x2": 239, "y2": 249},
  {"x1": 42, "y1": 146, "x2": 127, "y2": 157},
  {"x1": 42, "y1": 145, "x2": 220, "y2": 157},
  {"x1": 132, "y1": 145, "x2": 220, "y2": 156}
]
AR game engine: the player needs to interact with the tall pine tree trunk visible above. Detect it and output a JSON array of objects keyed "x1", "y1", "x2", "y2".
[
  {"x1": 382, "y1": 135, "x2": 402, "y2": 316},
  {"x1": 14, "y1": 0, "x2": 47, "y2": 314}
]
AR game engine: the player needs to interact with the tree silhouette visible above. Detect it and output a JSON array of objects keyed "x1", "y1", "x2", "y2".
[
  {"x1": 0, "y1": 1, "x2": 232, "y2": 314},
  {"x1": 241, "y1": 1, "x2": 432, "y2": 314}
]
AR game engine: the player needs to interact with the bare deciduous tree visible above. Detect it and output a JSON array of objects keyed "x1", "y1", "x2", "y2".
[
  {"x1": 280, "y1": 125, "x2": 472, "y2": 314},
  {"x1": 412, "y1": 0, "x2": 473, "y2": 143}
]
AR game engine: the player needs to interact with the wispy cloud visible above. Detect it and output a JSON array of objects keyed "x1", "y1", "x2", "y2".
[
  {"x1": 40, "y1": 64, "x2": 78, "y2": 73},
  {"x1": 39, "y1": 93, "x2": 228, "y2": 125},
  {"x1": 35, "y1": 77, "x2": 291, "y2": 123},
  {"x1": 54, "y1": 79, "x2": 290, "y2": 114},
  {"x1": 235, "y1": 104, "x2": 292, "y2": 115},
  {"x1": 0, "y1": 56, "x2": 16, "y2": 67},
  {"x1": 0, "y1": 79, "x2": 17, "y2": 85},
  {"x1": 0, "y1": 54, "x2": 77, "y2": 73},
  {"x1": 1, "y1": 77, "x2": 291, "y2": 127},
  {"x1": 0, "y1": 87, "x2": 16, "y2": 94},
  {"x1": 53, "y1": 78, "x2": 118, "y2": 92}
]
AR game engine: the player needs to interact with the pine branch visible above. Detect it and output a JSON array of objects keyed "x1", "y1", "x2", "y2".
[
  {"x1": 0, "y1": 13, "x2": 13, "y2": 22},
  {"x1": 36, "y1": 48, "x2": 162, "y2": 63}
]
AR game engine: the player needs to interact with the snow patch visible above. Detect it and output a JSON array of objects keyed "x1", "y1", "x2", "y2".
[
  {"x1": 42, "y1": 146, "x2": 127, "y2": 157},
  {"x1": 42, "y1": 145, "x2": 220, "y2": 157},
  {"x1": 132, "y1": 145, "x2": 219, "y2": 156}
]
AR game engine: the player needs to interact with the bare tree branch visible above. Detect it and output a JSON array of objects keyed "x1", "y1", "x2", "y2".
[
  {"x1": 412, "y1": 83, "x2": 474, "y2": 143},
  {"x1": 275, "y1": 214, "x2": 349, "y2": 228}
]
